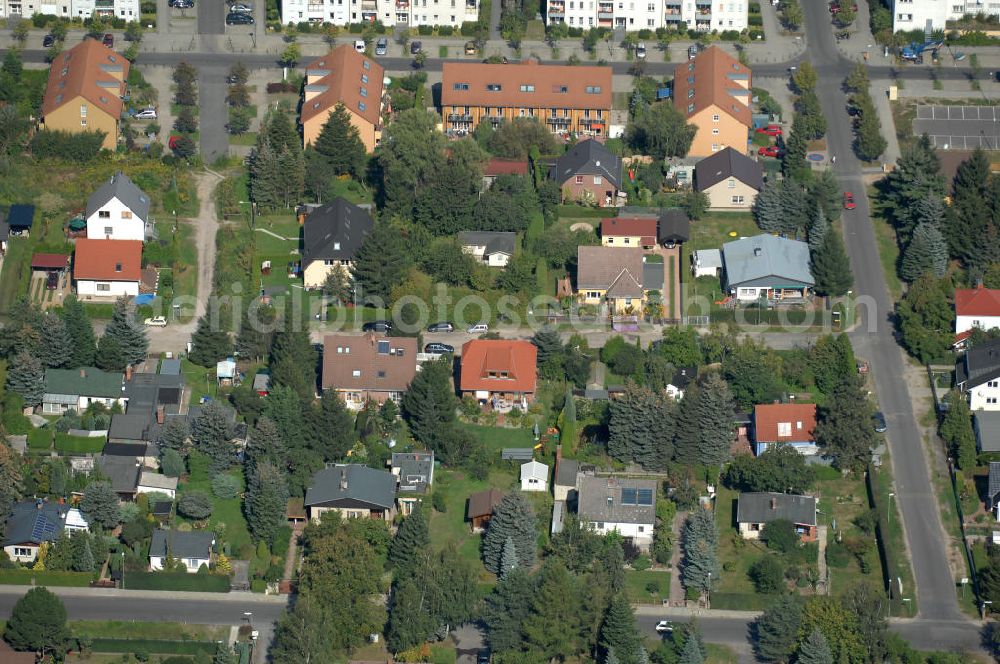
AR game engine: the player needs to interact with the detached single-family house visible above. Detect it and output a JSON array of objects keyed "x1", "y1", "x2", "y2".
[
  {"x1": 85, "y1": 171, "x2": 151, "y2": 242},
  {"x1": 955, "y1": 286, "x2": 1000, "y2": 347},
  {"x1": 301, "y1": 46, "x2": 386, "y2": 152},
  {"x1": 752, "y1": 403, "x2": 818, "y2": 456},
  {"x1": 956, "y1": 338, "x2": 1000, "y2": 412},
  {"x1": 108, "y1": 363, "x2": 186, "y2": 447},
  {"x1": 2, "y1": 501, "x2": 89, "y2": 564},
  {"x1": 721, "y1": 234, "x2": 814, "y2": 302},
  {"x1": 457, "y1": 231, "x2": 516, "y2": 267},
  {"x1": 520, "y1": 460, "x2": 549, "y2": 492},
  {"x1": 576, "y1": 246, "x2": 650, "y2": 314},
  {"x1": 550, "y1": 139, "x2": 623, "y2": 207},
  {"x1": 73, "y1": 238, "x2": 143, "y2": 298},
  {"x1": 103, "y1": 442, "x2": 159, "y2": 469},
  {"x1": 302, "y1": 198, "x2": 374, "y2": 290},
  {"x1": 736, "y1": 492, "x2": 818, "y2": 542},
  {"x1": 466, "y1": 488, "x2": 505, "y2": 532},
  {"x1": 665, "y1": 366, "x2": 696, "y2": 401},
  {"x1": 988, "y1": 462, "x2": 1000, "y2": 520},
  {"x1": 97, "y1": 455, "x2": 142, "y2": 500},
  {"x1": 576, "y1": 475, "x2": 656, "y2": 550},
  {"x1": 391, "y1": 451, "x2": 434, "y2": 516},
  {"x1": 137, "y1": 472, "x2": 178, "y2": 499},
  {"x1": 672, "y1": 46, "x2": 752, "y2": 158},
  {"x1": 304, "y1": 464, "x2": 397, "y2": 522},
  {"x1": 975, "y1": 412, "x2": 1000, "y2": 452},
  {"x1": 483, "y1": 158, "x2": 529, "y2": 190},
  {"x1": 322, "y1": 334, "x2": 418, "y2": 409},
  {"x1": 694, "y1": 147, "x2": 764, "y2": 211},
  {"x1": 149, "y1": 530, "x2": 215, "y2": 573},
  {"x1": 42, "y1": 367, "x2": 126, "y2": 415},
  {"x1": 459, "y1": 339, "x2": 538, "y2": 411},
  {"x1": 601, "y1": 217, "x2": 658, "y2": 250}
]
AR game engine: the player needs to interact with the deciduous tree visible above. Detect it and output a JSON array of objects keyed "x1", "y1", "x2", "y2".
[
  {"x1": 725, "y1": 445, "x2": 815, "y2": 494},
  {"x1": 896, "y1": 273, "x2": 954, "y2": 362},
  {"x1": 352, "y1": 220, "x2": 413, "y2": 304},
  {"x1": 941, "y1": 390, "x2": 977, "y2": 469},
  {"x1": 625, "y1": 102, "x2": 697, "y2": 159},
  {"x1": 178, "y1": 490, "x2": 213, "y2": 520}
]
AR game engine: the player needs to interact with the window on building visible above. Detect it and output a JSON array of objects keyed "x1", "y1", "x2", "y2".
[
  {"x1": 352, "y1": 369, "x2": 361, "y2": 377},
  {"x1": 121, "y1": 210, "x2": 132, "y2": 219},
  {"x1": 989, "y1": 381, "x2": 999, "y2": 388},
  {"x1": 97, "y1": 283, "x2": 111, "y2": 292},
  {"x1": 711, "y1": 144, "x2": 719, "y2": 151},
  {"x1": 486, "y1": 83, "x2": 502, "y2": 91},
  {"x1": 687, "y1": 89, "x2": 695, "y2": 98},
  {"x1": 361, "y1": 73, "x2": 368, "y2": 83},
  {"x1": 104, "y1": 227, "x2": 113, "y2": 235},
  {"x1": 519, "y1": 84, "x2": 535, "y2": 92},
  {"x1": 80, "y1": 104, "x2": 87, "y2": 117},
  {"x1": 713, "y1": 113, "x2": 720, "y2": 121},
  {"x1": 453, "y1": 82, "x2": 469, "y2": 90},
  {"x1": 585, "y1": 85, "x2": 602, "y2": 93},
  {"x1": 712, "y1": 128, "x2": 720, "y2": 135},
  {"x1": 13, "y1": 547, "x2": 31, "y2": 557},
  {"x1": 98, "y1": 210, "x2": 111, "y2": 218},
  {"x1": 731, "y1": 195, "x2": 744, "y2": 204},
  {"x1": 360, "y1": 87, "x2": 368, "y2": 97},
  {"x1": 593, "y1": 176, "x2": 603, "y2": 184},
  {"x1": 728, "y1": 177, "x2": 736, "y2": 188},
  {"x1": 989, "y1": 397, "x2": 998, "y2": 404},
  {"x1": 358, "y1": 101, "x2": 366, "y2": 112},
  {"x1": 575, "y1": 175, "x2": 584, "y2": 184},
  {"x1": 553, "y1": 85, "x2": 568, "y2": 93}
]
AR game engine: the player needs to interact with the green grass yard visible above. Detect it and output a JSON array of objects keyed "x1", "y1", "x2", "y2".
[
  {"x1": 462, "y1": 423, "x2": 536, "y2": 455},
  {"x1": 71, "y1": 621, "x2": 227, "y2": 641},
  {"x1": 55, "y1": 433, "x2": 106, "y2": 454},
  {"x1": 868, "y1": 197, "x2": 903, "y2": 300},
  {"x1": 178, "y1": 467, "x2": 252, "y2": 557},
  {"x1": 626, "y1": 568, "x2": 670, "y2": 604}
]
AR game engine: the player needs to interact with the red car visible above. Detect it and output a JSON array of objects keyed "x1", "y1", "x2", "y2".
[
  {"x1": 758, "y1": 145, "x2": 784, "y2": 158},
  {"x1": 102, "y1": 33, "x2": 114, "y2": 47},
  {"x1": 756, "y1": 124, "x2": 783, "y2": 137},
  {"x1": 843, "y1": 192, "x2": 856, "y2": 210}
]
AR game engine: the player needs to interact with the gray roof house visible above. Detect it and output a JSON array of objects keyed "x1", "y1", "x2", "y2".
[
  {"x1": 956, "y1": 337, "x2": 1000, "y2": 392},
  {"x1": 42, "y1": 367, "x2": 126, "y2": 414},
  {"x1": 2, "y1": 501, "x2": 89, "y2": 559},
  {"x1": 108, "y1": 368, "x2": 186, "y2": 444},
  {"x1": 550, "y1": 139, "x2": 623, "y2": 190},
  {"x1": 86, "y1": 172, "x2": 151, "y2": 224},
  {"x1": 657, "y1": 208, "x2": 690, "y2": 245},
  {"x1": 391, "y1": 451, "x2": 435, "y2": 496},
  {"x1": 149, "y1": 530, "x2": 215, "y2": 572},
  {"x1": 96, "y1": 455, "x2": 141, "y2": 497},
  {"x1": 304, "y1": 464, "x2": 397, "y2": 521},
  {"x1": 302, "y1": 198, "x2": 374, "y2": 268},
  {"x1": 694, "y1": 147, "x2": 765, "y2": 193},
  {"x1": 457, "y1": 231, "x2": 517, "y2": 267},
  {"x1": 975, "y1": 411, "x2": 1000, "y2": 452},
  {"x1": 576, "y1": 475, "x2": 656, "y2": 549},
  {"x1": 736, "y1": 492, "x2": 818, "y2": 541},
  {"x1": 721, "y1": 234, "x2": 814, "y2": 299}
]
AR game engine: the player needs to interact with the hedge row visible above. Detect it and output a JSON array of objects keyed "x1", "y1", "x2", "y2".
[
  {"x1": 0, "y1": 570, "x2": 92, "y2": 587},
  {"x1": 90, "y1": 638, "x2": 217, "y2": 656},
  {"x1": 124, "y1": 572, "x2": 230, "y2": 593},
  {"x1": 865, "y1": 463, "x2": 903, "y2": 614}
]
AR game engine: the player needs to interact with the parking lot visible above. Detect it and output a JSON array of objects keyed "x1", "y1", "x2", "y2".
[{"x1": 913, "y1": 104, "x2": 1000, "y2": 150}]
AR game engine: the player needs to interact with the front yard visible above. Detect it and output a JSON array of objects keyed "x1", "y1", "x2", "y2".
[{"x1": 177, "y1": 465, "x2": 253, "y2": 558}]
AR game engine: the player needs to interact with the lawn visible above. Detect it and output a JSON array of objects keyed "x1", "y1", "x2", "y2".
[
  {"x1": 625, "y1": 568, "x2": 670, "y2": 604},
  {"x1": 714, "y1": 486, "x2": 766, "y2": 595},
  {"x1": 815, "y1": 474, "x2": 882, "y2": 596},
  {"x1": 0, "y1": 237, "x2": 33, "y2": 314},
  {"x1": 462, "y1": 423, "x2": 536, "y2": 456},
  {"x1": 868, "y1": 197, "x2": 902, "y2": 300},
  {"x1": 230, "y1": 131, "x2": 259, "y2": 146},
  {"x1": 55, "y1": 433, "x2": 106, "y2": 454},
  {"x1": 687, "y1": 212, "x2": 759, "y2": 252},
  {"x1": 874, "y1": 455, "x2": 918, "y2": 615},
  {"x1": 71, "y1": 621, "x2": 227, "y2": 641},
  {"x1": 181, "y1": 359, "x2": 220, "y2": 406},
  {"x1": 327, "y1": 177, "x2": 374, "y2": 205},
  {"x1": 27, "y1": 427, "x2": 52, "y2": 451},
  {"x1": 178, "y1": 467, "x2": 253, "y2": 558}
]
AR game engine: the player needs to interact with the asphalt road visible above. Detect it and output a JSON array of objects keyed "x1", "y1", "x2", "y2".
[
  {"x1": 198, "y1": 0, "x2": 225, "y2": 35},
  {"x1": 800, "y1": 0, "x2": 965, "y2": 626}
]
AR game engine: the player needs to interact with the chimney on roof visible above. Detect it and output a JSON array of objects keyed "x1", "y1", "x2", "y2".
[
  {"x1": 754, "y1": 247, "x2": 762, "y2": 257},
  {"x1": 770, "y1": 497, "x2": 777, "y2": 510},
  {"x1": 125, "y1": 365, "x2": 133, "y2": 381},
  {"x1": 156, "y1": 405, "x2": 165, "y2": 424},
  {"x1": 80, "y1": 368, "x2": 86, "y2": 378}
]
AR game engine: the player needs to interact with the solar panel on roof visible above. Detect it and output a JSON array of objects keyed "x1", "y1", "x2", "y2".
[
  {"x1": 637, "y1": 488, "x2": 653, "y2": 506},
  {"x1": 621, "y1": 488, "x2": 638, "y2": 505},
  {"x1": 31, "y1": 514, "x2": 58, "y2": 541}
]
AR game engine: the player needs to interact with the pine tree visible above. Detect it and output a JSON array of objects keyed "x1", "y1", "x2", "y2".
[
  {"x1": 235, "y1": 304, "x2": 275, "y2": 362},
  {"x1": 483, "y1": 566, "x2": 532, "y2": 652},
  {"x1": 159, "y1": 417, "x2": 191, "y2": 453},
  {"x1": 600, "y1": 592, "x2": 641, "y2": 664},
  {"x1": 949, "y1": 148, "x2": 992, "y2": 265},
  {"x1": 608, "y1": 382, "x2": 675, "y2": 469},
  {"x1": 213, "y1": 641, "x2": 237, "y2": 664},
  {"x1": 900, "y1": 222, "x2": 947, "y2": 281},
  {"x1": 249, "y1": 139, "x2": 280, "y2": 210},
  {"x1": 388, "y1": 504, "x2": 429, "y2": 576},
  {"x1": 605, "y1": 647, "x2": 620, "y2": 664},
  {"x1": 191, "y1": 400, "x2": 235, "y2": 472},
  {"x1": 245, "y1": 461, "x2": 290, "y2": 545},
  {"x1": 797, "y1": 628, "x2": 833, "y2": 664},
  {"x1": 316, "y1": 391, "x2": 354, "y2": 461},
  {"x1": 313, "y1": 103, "x2": 366, "y2": 177},
  {"x1": 321, "y1": 264, "x2": 352, "y2": 304},
  {"x1": 275, "y1": 145, "x2": 305, "y2": 209},
  {"x1": 188, "y1": 316, "x2": 232, "y2": 367},
  {"x1": 882, "y1": 134, "x2": 945, "y2": 236},
  {"x1": 815, "y1": 375, "x2": 876, "y2": 472},
  {"x1": 499, "y1": 536, "x2": 519, "y2": 580},
  {"x1": 102, "y1": 297, "x2": 148, "y2": 366},
  {"x1": 782, "y1": 127, "x2": 808, "y2": 182},
  {"x1": 941, "y1": 391, "x2": 977, "y2": 470},
  {"x1": 80, "y1": 481, "x2": 120, "y2": 529},
  {"x1": 269, "y1": 302, "x2": 317, "y2": 401},
  {"x1": 482, "y1": 492, "x2": 537, "y2": 574},
  {"x1": 95, "y1": 334, "x2": 126, "y2": 372},
  {"x1": 6, "y1": 350, "x2": 44, "y2": 407},
  {"x1": 352, "y1": 220, "x2": 413, "y2": 304},
  {"x1": 523, "y1": 559, "x2": 580, "y2": 661},
  {"x1": 694, "y1": 373, "x2": 736, "y2": 465},
  {"x1": 808, "y1": 202, "x2": 828, "y2": 252},
  {"x1": 678, "y1": 632, "x2": 705, "y2": 664},
  {"x1": 681, "y1": 508, "x2": 720, "y2": 593},
  {"x1": 401, "y1": 358, "x2": 462, "y2": 462},
  {"x1": 39, "y1": 313, "x2": 72, "y2": 368},
  {"x1": 753, "y1": 180, "x2": 784, "y2": 234},
  {"x1": 385, "y1": 575, "x2": 438, "y2": 653},
  {"x1": 912, "y1": 194, "x2": 946, "y2": 228},
  {"x1": 855, "y1": 102, "x2": 887, "y2": 162},
  {"x1": 75, "y1": 537, "x2": 94, "y2": 572},
  {"x1": 532, "y1": 328, "x2": 565, "y2": 378},
  {"x1": 777, "y1": 178, "x2": 810, "y2": 235},
  {"x1": 810, "y1": 228, "x2": 853, "y2": 296}
]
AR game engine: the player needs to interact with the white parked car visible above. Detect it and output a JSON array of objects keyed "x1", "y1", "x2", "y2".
[
  {"x1": 135, "y1": 108, "x2": 157, "y2": 120},
  {"x1": 354, "y1": 39, "x2": 366, "y2": 53},
  {"x1": 654, "y1": 620, "x2": 674, "y2": 633},
  {"x1": 468, "y1": 323, "x2": 489, "y2": 334},
  {"x1": 144, "y1": 316, "x2": 167, "y2": 327}
]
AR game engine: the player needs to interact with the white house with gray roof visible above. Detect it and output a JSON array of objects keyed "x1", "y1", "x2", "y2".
[
  {"x1": 721, "y1": 234, "x2": 814, "y2": 302},
  {"x1": 736, "y1": 492, "x2": 818, "y2": 542},
  {"x1": 85, "y1": 172, "x2": 151, "y2": 242},
  {"x1": 576, "y1": 474, "x2": 656, "y2": 550},
  {"x1": 149, "y1": 530, "x2": 215, "y2": 573},
  {"x1": 304, "y1": 464, "x2": 397, "y2": 522},
  {"x1": 458, "y1": 231, "x2": 517, "y2": 267}
]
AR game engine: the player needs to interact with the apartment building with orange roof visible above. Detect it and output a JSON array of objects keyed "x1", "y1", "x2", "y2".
[
  {"x1": 672, "y1": 46, "x2": 752, "y2": 158},
  {"x1": 440, "y1": 60, "x2": 612, "y2": 138},
  {"x1": 40, "y1": 39, "x2": 129, "y2": 151},
  {"x1": 301, "y1": 45, "x2": 386, "y2": 152}
]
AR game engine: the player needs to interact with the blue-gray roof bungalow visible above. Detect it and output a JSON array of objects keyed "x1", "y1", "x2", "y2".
[{"x1": 721, "y1": 234, "x2": 814, "y2": 302}]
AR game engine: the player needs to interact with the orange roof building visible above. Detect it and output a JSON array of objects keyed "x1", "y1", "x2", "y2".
[
  {"x1": 73, "y1": 239, "x2": 143, "y2": 298},
  {"x1": 600, "y1": 217, "x2": 658, "y2": 249},
  {"x1": 752, "y1": 403, "x2": 818, "y2": 456},
  {"x1": 301, "y1": 46, "x2": 386, "y2": 152},
  {"x1": 41, "y1": 39, "x2": 129, "y2": 151},
  {"x1": 672, "y1": 46, "x2": 752, "y2": 158},
  {"x1": 955, "y1": 285, "x2": 1000, "y2": 340},
  {"x1": 460, "y1": 339, "x2": 538, "y2": 404},
  {"x1": 441, "y1": 60, "x2": 612, "y2": 138}
]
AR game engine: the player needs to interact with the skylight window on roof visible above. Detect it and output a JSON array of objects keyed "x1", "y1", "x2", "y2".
[
  {"x1": 486, "y1": 83, "x2": 502, "y2": 91},
  {"x1": 687, "y1": 75, "x2": 694, "y2": 84},
  {"x1": 552, "y1": 85, "x2": 568, "y2": 93},
  {"x1": 363, "y1": 60, "x2": 371, "y2": 70},
  {"x1": 621, "y1": 488, "x2": 638, "y2": 505},
  {"x1": 687, "y1": 103, "x2": 694, "y2": 113},
  {"x1": 687, "y1": 89, "x2": 695, "y2": 99},
  {"x1": 377, "y1": 340, "x2": 390, "y2": 354},
  {"x1": 585, "y1": 86, "x2": 602, "y2": 94},
  {"x1": 360, "y1": 87, "x2": 368, "y2": 97},
  {"x1": 361, "y1": 73, "x2": 368, "y2": 84},
  {"x1": 453, "y1": 82, "x2": 470, "y2": 90},
  {"x1": 637, "y1": 488, "x2": 653, "y2": 505}
]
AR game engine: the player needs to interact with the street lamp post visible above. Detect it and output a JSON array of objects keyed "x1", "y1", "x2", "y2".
[
  {"x1": 121, "y1": 551, "x2": 125, "y2": 590},
  {"x1": 887, "y1": 492, "x2": 895, "y2": 535},
  {"x1": 706, "y1": 572, "x2": 712, "y2": 607}
]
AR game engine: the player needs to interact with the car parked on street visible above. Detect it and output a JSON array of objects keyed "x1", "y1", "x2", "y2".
[
  {"x1": 755, "y1": 124, "x2": 782, "y2": 137},
  {"x1": 636, "y1": 42, "x2": 647, "y2": 59},
  {"x1": 468, "y1": 323, "x2": 489, "y2": 334},
  {"x1": 655, "y1": 620, "x2": 674, "y2": 633},
  {"x1": 226, "y1": 11, "x2": 254, "y2": 23},
  {"x1": 230, "y1": 1, "x2": 252, "y2": 11},
  {"x1": 410, "y1": 40, "x2": 422, "y2": 54},
  {"x1": 843, "y1": 191, "x2": 856, "y2": 210},
  {"x1": 427, "y1": 321, "x2": 454, "y2": 332},
  {"x1": 354, "y1": 39, "x2": 366, "y2": 53},
  {"x1": 873, "y1": 411, "x2": 887, "y2": 433},
  {"x1": 688, "y1": 44, "x2": 699, "y2": 59},
  {"x1": 425, "y1": 343, "x2": 455, "y2": 355},
  {"x1": 144, "y1": 316, "x2": 168, "y2": 327}
]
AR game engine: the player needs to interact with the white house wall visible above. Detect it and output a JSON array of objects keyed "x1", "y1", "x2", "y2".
[
  {"x1": 85, "y1": 197, "x2": 146, "y2": 242},
  {"x1": 76, "y1": 278, "x2": 139, "y2": 298}
]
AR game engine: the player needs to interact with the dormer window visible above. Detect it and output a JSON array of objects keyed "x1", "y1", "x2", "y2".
[
  {"x1": 486, "y1": 83, "x2": 502, "y2": 91},
  {"x1": 360, "y1": 87, "x2": 368, "y2": 97},
  {"x1": 358, "y1": 101, "x2": 367, "y2": 112},
  {"x1": 519, "y1": 84, "x2": 535, "y2": 92}
]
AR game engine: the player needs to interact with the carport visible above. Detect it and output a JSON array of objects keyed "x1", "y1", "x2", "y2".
[{"x1": 913, "y1": 105, "x2": 1000, "y2": 150}]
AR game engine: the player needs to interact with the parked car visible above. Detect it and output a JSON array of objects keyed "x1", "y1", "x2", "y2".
[
  {"x1": 636, "y1": 42, "x2": 647, "y2": 59},
  {"x1": 226, "y1": 11, "x2": 254, "y2": 23},
  {"x1": 375, "y1": 37, "x2": 388, "y2": 55},
  {"x1": 362, "y1": 320, "x2": 392, "y2": 332},
  {"x1": 477, "y1": 651, "x2": 491, "y2": 664},
  {"x1": 42, "y1": 34, "x2": 56, "y2": 47},
  {"x1": 46, "y1": 271, "x2": 59, "y2": 290},
  {"x1": 427, "y1": 321, "x2": 454, "y2": 332},
  {"x1": 758, "y1": 145, "x2": 784, "y2": 158},
  {"x1": 843, "y1": 191, "x2": 856, "y2": 210},
  {"x1": 756, "y1": 124, "x2": 783, "y2": 137},
  {"x1": 465, "y1": 41, "x2": 477, "y2": 55},
  {"x1": 135, "y1": 108, "x2": 158, "y2": 120},
  {"x1": 655, "y1": 620, "x2": 674, "y2": 633},
  {"x1": 230, "y1": 1, "x2": 252, "y2": 11},
  {"x1": 688, "y1": 44, "x2": 699, "y2": 59},
  {"x1": 144, "y1": 316, "x2": 168, "y2": 327},
  {"x1": 354, "y1": 39, "x2": 366, "y2": 53},
  {"x1": 425, "y1": 343, "x2": 455, "y2": 355},
  {"x1": 102, "y1": 33, "x2": 114, "y2": 47},
  {"x1": 468, "y1": 323, "x2": 489, "y2": 334},
  {"x1": 410, "y1": 40, "x2": 422, "y2": 54},
  {"x1": 873, "y1": 411, "x2": 887, "y2": 433}
]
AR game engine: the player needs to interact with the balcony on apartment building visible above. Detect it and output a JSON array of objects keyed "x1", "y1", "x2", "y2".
[
  {"x1": 597, "y1": 0, "x2": 613, "y2": 18},
  {"x1": 695, "y1": 0, "x2": 711, "y2": 14},
  {"x1": 548, "y1": 0, "x2": 565, "y2": 15},
  {"x1": 94, "y1": 0, "x2": 115, "y2": 7},
  {"x1": 664, "y1": 2, "x2": 681, "y2": 14},
  {"x1": 396, "y1": 0, "x2": 409, "y2": 7},
  {"x1": 448, "y1": 112, "x2": 474, "y2": 122}
]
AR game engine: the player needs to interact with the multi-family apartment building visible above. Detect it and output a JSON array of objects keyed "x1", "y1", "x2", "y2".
[
  {"x1": 545, "y1": 0, "x2": 747, "y2": 31},
  {"x1": 0, "y1": 0, "x2": 139, "y2": 19},
  {"x1": 892, "y1": 0, "x2": 998, "y2": 32},
  {"x1": 672, "y1": 45, "x2": 751, "y2": 157},
  {"x1": 301, "y1": 45, "x2": 386, "y2": 151},
  {"x1": 280, "y1": 0, "x2": 478, "y2": 26},
  {"x1": 440, "y1": 60, "x2": 612, "y2": 137}
]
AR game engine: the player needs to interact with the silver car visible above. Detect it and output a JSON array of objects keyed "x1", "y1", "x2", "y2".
[
  {"x1": 230, "y1": 2, "x2": 252, "y2": 12},
  {"x1": 375, "y1": 37, "x2": 388, "y2": 55}
]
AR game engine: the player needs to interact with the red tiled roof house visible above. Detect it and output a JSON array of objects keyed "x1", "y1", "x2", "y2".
[
  {"x1": 955, "y1": 285, "x2": 1000, "y2": 346},
  {"x1": 752, "y1": 403, "x2": 818, "y2": 456},
  {"x1": 73, "y1": 239, "x2": 142, "y2": 299},
  {"x1": 600, "y1": 217, "x2": 658, "y2": 250},
  {"x1": 460, "y1": 339, "x2": 537, "y2": 412}
]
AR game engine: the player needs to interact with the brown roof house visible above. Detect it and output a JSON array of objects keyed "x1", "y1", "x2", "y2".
[
  {"x1": 550, "y1": 139, "x2": 623, "y2": 207},
  {"x1": 321, "y1": 334, "x2": 417, "y2": 410},
  {"x1": 301, "y1": 46, "x2": 386, "y2": 153},
  {"x1": 41, "y1": 39, "x2": 129, "y2": 151},
  {"x1": 466, "y1": 488, "x2": 505, "y2": 532},
  {"x1": 577, "y1": 246, "x2": 658, "y2": 316},
  {"x1": 672, "y1": 46, "x2": 752, "y2": 158}
]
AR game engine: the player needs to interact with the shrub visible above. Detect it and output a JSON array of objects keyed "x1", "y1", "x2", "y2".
[
  {"x1": 749, "y1": 555, "x2": 785, "y2": 594},
  {"x1": 632, "y1": 555, "x2": 651, "y2": 571},
  {"x1": 826, "y1": 539, "x2": 851, "y2": 568},
  {"x1": 211, "y1": 474, "x2": 240, "y2": 499},
  {"x1": 432, "y1": 490, "x2": 448, "y2": 512},
  {"x1": 439, "y1": 25, "x2": 454, "y2": 36},
  {"x1": 250, "y1": 579, "x2": 266, "y2": 592},
  {"x1": 417, "y1": 24, "x2": 433, "y2": 35},
  {"x1": 460, "y1": 21, "x2": 478, "y2": 36},
  {"x1": 760, "y1": 519, "x2": 798, "y2": 554},
  {"x1": 30, "y1": 129, "x2": 107, "y2": 161},
  {"x1": 645, "y1": 580, "x2": 660, "y2": 595},
  {"x1": 177, "y1": 491, "x2": 213, "y2": 520},
  {"x1": 265, "y1": 82, "x2": 297, "y2": 94}
]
